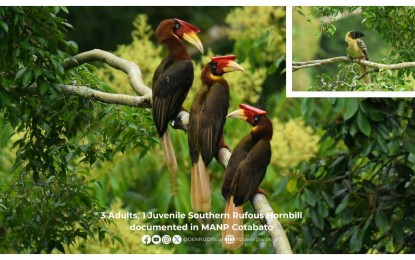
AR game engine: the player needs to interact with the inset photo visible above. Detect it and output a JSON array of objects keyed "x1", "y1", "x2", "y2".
[{"x1": 290, "y1": 6, "x2": 415, "y2": 95}]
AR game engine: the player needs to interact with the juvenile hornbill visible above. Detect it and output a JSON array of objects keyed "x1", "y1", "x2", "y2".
[
  {"x1": 345, "y1": 30, "x2": 371, "y2": 84},
  {"x1": 221, "y1": 104, "x2": 273, "y2": 250},
  {"x1": 152, "y1": 18, "x2": 203, "y2": 175},
  {"x1": 188, "y1": 55, "x2": 244, "y2": 212}
]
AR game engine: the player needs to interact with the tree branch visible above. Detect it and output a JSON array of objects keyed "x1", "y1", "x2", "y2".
[
  {"x1": 293, "y1": 56, "x2": 415, "y2": 72},
  {"x1": 60, "y1": 85, "x2": 151, "y2": 108},
  {"x1": 252, "y1": 194, "x2": 293, "y2": 254},
  {"x1": 63, "y1": 49, "x2": 152, "y2": 97},
  {"x1": 62, "y1": 49, "x2": 292, "y2": 254},
  {"x1": 319, "y1": 8, "x2": 362, "y2": 23}
]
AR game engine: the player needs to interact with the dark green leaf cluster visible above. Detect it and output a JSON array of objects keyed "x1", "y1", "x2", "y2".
[
  {"x1": 0, "y1": 7, "x2": 155, "y2": 253},
  {"x1": 362, "y1": 7, "x2": 415, "y2": 63},
  {"x1": 289, "y1": 98, "x2": 415, "y2": 253},
  {"x1": 0, "y1": 170, "x2": 111, "y2": 253}
]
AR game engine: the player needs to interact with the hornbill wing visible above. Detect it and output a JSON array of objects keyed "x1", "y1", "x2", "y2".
[
  {"x1": 188, "y1": 85, "x2": 208, "y2": 163},
  {"x1": 221, "y1": 135, "x2": 251, "y2": 200},
  {"x1": 232, "y1": 139, "x2": 271, "y2": 206},
  {"x1": 357, "y1": 38, "x2": 369, "y2": 61},
  {"x1": 152, "y1": 58, "x2": 194, "y2": 136},
  {"x1": 189, "y1": 83, "x2": 229, "y2": 165},
  {"x1": 198, "y1": 83, "x2": 229, "y2": 164}
]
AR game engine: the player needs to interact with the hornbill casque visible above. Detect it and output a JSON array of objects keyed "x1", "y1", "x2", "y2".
[
  {"x1": 152, "y1": 18, "x2": 203, "y2": 175},
  {"x1": 221, "y1": 104, "x2": 273, "y2": 250},
  {"x1": 188, "y1": 55, "x2": 244, "y2": 212},
  {"x1": 345, "y1": 30, "x2": 371, "y2": 84}
]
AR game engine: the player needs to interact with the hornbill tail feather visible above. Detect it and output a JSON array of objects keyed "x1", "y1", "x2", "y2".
[
  {"x1": 191, "y1": 155, "x2": 211, "y2": 212},
  {"x1": 222, "y1": 198, "x2": 244, "y2": 250},
  {"x1": 161, "y1": 130, "x2": 178, "y2": 175}
]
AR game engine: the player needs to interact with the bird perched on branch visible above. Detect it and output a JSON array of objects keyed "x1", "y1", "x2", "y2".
[
  {"x1": 152, "y1": 18, "x2": 203, "y2": 175},
  {"x1": 345, "y1": 30, "x2": 371, "y2": 84},
  {"x1": 221, "y1": 104, "x2": 273, "y2": 249},
  {"x1": 188, "y1": 55, "x2": 244, "y2": 212}
]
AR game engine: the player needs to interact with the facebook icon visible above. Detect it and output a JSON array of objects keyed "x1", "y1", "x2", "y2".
[{"x1": 142, "y1": 235, "x2": 151, "y2": 245}]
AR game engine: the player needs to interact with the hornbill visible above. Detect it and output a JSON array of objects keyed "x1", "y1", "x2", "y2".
[
  {"x1": 152, "y1": 18, "x2": 203, "y2": 175},
  {"x1": 188, "y1": 55, "x2": 244, "y2": 212},
  {"x1": 221, "y1": 104, "x2": 273, "y2": 249},
  {"x1": 345, "y1": 30, "x2": 371, "y2": 84}
]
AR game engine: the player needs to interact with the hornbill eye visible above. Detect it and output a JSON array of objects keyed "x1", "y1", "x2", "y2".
[
  {"x1": 254, "y1": 115, "x2": 260, "y2": 123},
  {"x1": 174, "y1": 21, "x2": 181, "y2": 31},
  {"x1": 211, "y1": 62, "x2": 218, "y2": 74}
]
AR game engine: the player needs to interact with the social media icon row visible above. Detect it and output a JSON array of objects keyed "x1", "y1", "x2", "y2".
[{"x1": 142, "y1": 235, "x2": 182, "y2": 245}]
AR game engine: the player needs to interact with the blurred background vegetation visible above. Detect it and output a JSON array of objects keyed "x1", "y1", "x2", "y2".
[
  {"x1": 292, "y1": 6, "x2": 415, "y2": 91},
  {"x1": 1, "y1": 6, "x2": 415, "y2": 255}
]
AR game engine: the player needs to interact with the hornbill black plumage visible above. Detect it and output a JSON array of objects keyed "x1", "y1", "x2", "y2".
[
  {"x1": 188, "y1": 55, "x2": 244, "y2": 212},
  {"x1": 152, "y1": 18, "x2": 203, "y2": 175},
  {"x1": 221, "y1": 104, "x2": 273, "y2": 249}
]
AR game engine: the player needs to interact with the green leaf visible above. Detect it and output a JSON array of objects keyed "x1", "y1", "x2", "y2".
[
  {"x1": 113, "y1": 235, "x2": 124, "y2": 246},
  {"x1": 39, "y1": 82, "x2": 49, "y2": 95},
  {"x1": 15, "y1": 67, "x2": 27, "y2": 80},
  {"x1": 375, "y1": 209, "x2": 388, "y2": 229},
  {"x1": 310, "y1": 208, "x2": 324, "y2": 230},
  {"x1": 322, "y1": 191, "x2": 335, "y2": 208},
  {"x1": 333, "y1": 98, "x2": 345, "y2": 113},
  {"x1": 357, "y1": 111, "x2": 371, "y2": 137},
  {"x1": 0, "y1": 21, "x2": 8, "y2": 33},
  {"x1": 343, "y1": 99, "x2": 359, "y2": 120},
  {"x1": 335, "y1": 195, "x2": 350, "y2": 214},
  {"x1": 333, "y1": 183, "x2": 347, "y2": 197},
  {"x1": 375, "y1": 134, "x2": 388, "y2": 154},
  {"x1": 403, "y1": 139, "x2": 415, "y2": 153},
  {"x1": 60, "y1": 6, "x2": 69, "y2": 14},
  {"x1": 55, "y1": 242, "x2": 65, "y2": 253},
  {"x1": 301, "y1": 99, "x2": 315, "y2": 118},
  {"x1": 391, "y1": 221, "x2": 405, "y2": 244},
  {"x1": 350, "y1": 229, "x2": 362, "y2": 252},
  {"x1": 99, "y1": 230, "x2": 105, "y2": 242},
  {"x1": 388, "y1": 140, "x2": 401, "y2": 156},
  {"x1": 67, "y1": 40, "x2": 78, "y2": 53},
  {"x1": 317, "y1": 200, "x2": 329, "y2": 217},
  {"x1": 22, "y1": 70, "x2": 32, "y2": 87},
  {"x1": 304, "y1": 188, "x2": 317, "y2": 207}
]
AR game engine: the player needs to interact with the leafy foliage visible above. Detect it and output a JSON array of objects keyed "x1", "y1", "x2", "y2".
[
  {"x1": 0, "y1": 7, "x2": 154, "y2": 253},
  {"x1": 287, "y1": 98, "x2": 415, "y2": 253},
  {"x1": 64, "y1": 199, "x2": 171, "y2": 254}
]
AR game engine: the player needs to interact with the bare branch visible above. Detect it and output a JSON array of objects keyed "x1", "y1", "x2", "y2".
[
  {"x1": 252, "y1": 194, "x2": 293, "y2": 254},
  {"x1": 293, "y1": 56, "x2": 415, "y2": 72},
  {"x1": 60, "y1": 85, "x2": 151, "y2": 108},
  {"x1": 63, "y1": 49, "x2": 152, "y2": 96}
]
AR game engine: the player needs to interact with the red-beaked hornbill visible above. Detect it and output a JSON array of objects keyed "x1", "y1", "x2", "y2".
[
  {"x1": 188, "y1": 55, "x2": 244, "y2": 212},
  {"x1": 152, "y1": 18, "x2": 203, "y2": 175},
  {"x1": 221, "y1": 104, "x2": 273, "y2": 249},
  {"x1": 345, "y1": 30, "x2": 371, "y2": 84}
]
